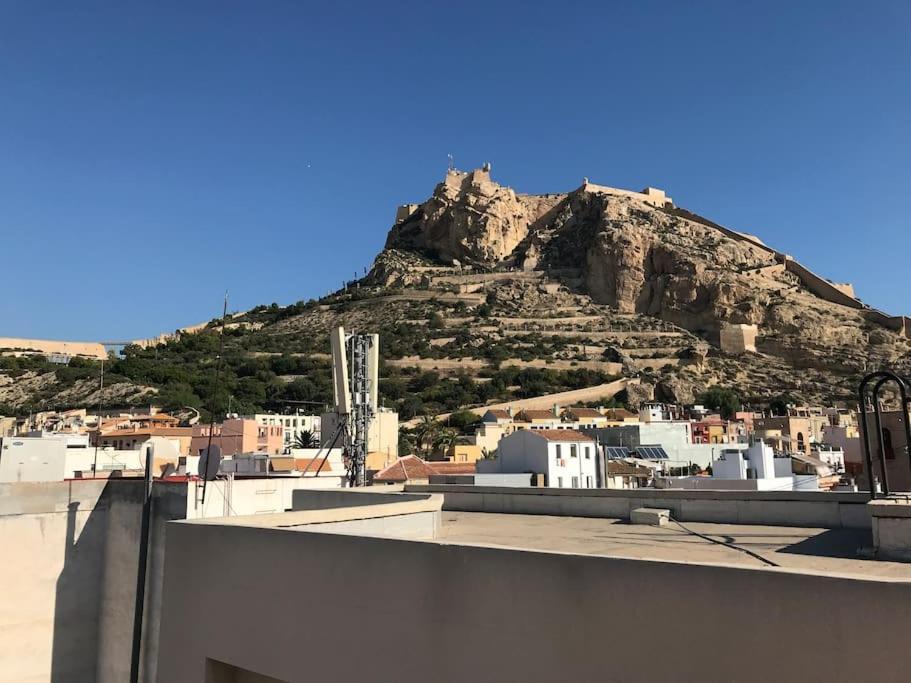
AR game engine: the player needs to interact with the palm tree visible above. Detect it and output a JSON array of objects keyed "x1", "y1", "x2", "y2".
[
  {"x1": 415, "y1": 415, "x2": 440, "y2": 457},
  {"x1": 293, "y1": 429, "x2": 319, "y2": 449},
  {"x1": 433, "y1": 428, "x2": 458, "y2": 458}
]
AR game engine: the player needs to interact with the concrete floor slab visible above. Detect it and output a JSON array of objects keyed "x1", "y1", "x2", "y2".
[{"x1": 437, "y1": 512, "x2": 911, "y2": 580}]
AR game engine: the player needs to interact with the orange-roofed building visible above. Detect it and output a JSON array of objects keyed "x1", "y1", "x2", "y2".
[{"x1": 371, "y1": 456, "x2": 477, "y2": 484}]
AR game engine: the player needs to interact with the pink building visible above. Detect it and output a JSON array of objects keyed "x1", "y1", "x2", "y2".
[{"x1": 190, "y1": 418, "x2": 283, "y2": 456}]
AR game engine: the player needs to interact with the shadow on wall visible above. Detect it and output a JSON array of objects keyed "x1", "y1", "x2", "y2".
[
  {"x1": 50, "y1": 499, "x2": 107, "y2": 682},
  {"x1": 47, "y1": 480, "x2": 185, "y2": 683}
]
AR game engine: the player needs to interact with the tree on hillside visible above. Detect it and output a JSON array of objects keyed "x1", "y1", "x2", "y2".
[{"x1": 700, "y1": 386, "x2": 741, "y2": 419}]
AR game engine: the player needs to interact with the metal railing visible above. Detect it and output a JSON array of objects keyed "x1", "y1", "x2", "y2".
[{"x1": 858, "y1": 371, "x2": 911, "y2": 498}]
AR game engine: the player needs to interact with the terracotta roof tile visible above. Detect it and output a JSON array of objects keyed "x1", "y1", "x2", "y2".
[
  {"x1": 431, "y1": 462, "x2": 477, "y2": 474},
  {"x1": 565, "y1": 407, "x2": 604, "y2": 418},
  {"x1": 373, "y1": 455, "x2": 436, "y2": 483},
  {"x1": 519, "y1": 409, "x2": 559, "y2": 420},
  {"x1": 373, "y1": 456, "x2": 475, "y2": 482},
  {"x1": 533, "y1": 429, "x2": 595, "y2": 442},
  {"x1": 294, "y1": 457, "x2": 332, "y2": 473},
  {"x1": 484, "y1": 409, "x2": 511, "y2": 420},
  {"x1": 604, "y1": 408, "x2": 637, "y2": 419}
]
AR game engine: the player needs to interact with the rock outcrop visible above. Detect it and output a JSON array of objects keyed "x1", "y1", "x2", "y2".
[{"x1": 380, "y1": 166, "x2": 911, "y2": 392}]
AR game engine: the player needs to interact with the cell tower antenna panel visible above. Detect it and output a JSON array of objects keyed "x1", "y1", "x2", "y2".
[{"x1": 347, "y1": 333, "x2": 376, "y2": 487}]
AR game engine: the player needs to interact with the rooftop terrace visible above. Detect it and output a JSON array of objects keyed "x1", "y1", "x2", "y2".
[
  {"x1": 156, "y1": 487, "x2": 911, "y2": 683},
  {"x1": 438, "y1": 511, "x2": 911, "y2": 580}
]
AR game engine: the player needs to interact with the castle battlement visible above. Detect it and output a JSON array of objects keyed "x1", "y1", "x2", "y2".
[{"x1": 580, "y1": 180, "x2": 674, "y2": 208}]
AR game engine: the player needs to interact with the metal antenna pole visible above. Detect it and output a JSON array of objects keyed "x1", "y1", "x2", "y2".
[
  {"x1": 202, "y1": 292, "x2": 229, "y2": 505},
  {"x1": 348, "y1": 334, "x2": 375, "y2": 487}
]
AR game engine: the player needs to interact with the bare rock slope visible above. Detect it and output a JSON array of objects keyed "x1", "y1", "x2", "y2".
[{"x1": 377, "y1": 167, "x2": 910, "y2": 402}]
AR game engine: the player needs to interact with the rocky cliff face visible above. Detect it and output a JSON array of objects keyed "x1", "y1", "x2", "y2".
[
  {"x1": 386, "y1": 168, "x2": 563, "y2": 265},
  {"x1": 382, "y1": 167, "x2": 911, "y2": 383}
]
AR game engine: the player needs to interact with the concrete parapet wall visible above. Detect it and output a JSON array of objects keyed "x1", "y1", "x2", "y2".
[
  {"x1": 404, "y1": 485, "x2": 873, "y2": 530},
  {"x1": 0, "y1": 480, "x2": 187, "y2": 683},
  {"x1": 157, "y1": 508, "x2": 911, "y2": 683}
]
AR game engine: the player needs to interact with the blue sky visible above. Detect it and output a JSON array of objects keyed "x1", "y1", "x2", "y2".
[{"x1": 1, "y1": 1, "x2": 908, "y2": 340}]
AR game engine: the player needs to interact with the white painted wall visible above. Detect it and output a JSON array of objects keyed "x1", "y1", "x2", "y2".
[
  {"x1": 494, "y1": 431, "x2": 597, "y2": 488},
  {"x1": 0, "y1": 437, "x2": 67, "y2": 482}
]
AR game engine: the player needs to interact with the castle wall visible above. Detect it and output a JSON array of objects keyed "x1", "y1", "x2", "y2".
[
  {"x1": 581, "y1": 182, "x2": 673, "y2": 208},
  {"x1": 0, "y1": 337, "x2": 107, "y2": 360}
]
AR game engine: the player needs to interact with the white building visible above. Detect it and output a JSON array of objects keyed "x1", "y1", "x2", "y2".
[
  {"x1": 254, "y1": 412, "x2": 321, "y2": 449},
  {"x1": 659, "y1": 440, "x2": 817, "y2": 491},
  {"x1": 479, "y1": 429, "x2": 598, "y2": 489},
  {"x1": 813, "y1": 445, "x2": 845, "y2": 473},
  {"x1": 0, "y1": 435, "x2": 189, "y2": 482},
  {"x1": 584, "y1": 423, "x2": 738, "y2": 469}
]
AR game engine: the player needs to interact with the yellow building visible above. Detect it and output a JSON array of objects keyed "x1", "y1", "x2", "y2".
[{"x1": 446, "y1": 444, "x2": 483, "y2": 464}]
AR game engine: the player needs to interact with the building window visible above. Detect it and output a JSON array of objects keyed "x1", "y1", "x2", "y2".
[
  {"x1": 571, "y1": 476, "x2": 579, "y2": 488},
  {"x1": 555, "y1": 444, "x2": 561, "y2": 460},
  {"x1": 570, "y1": 444, "x2": 577, "y2": 458},
  {"x1": 557, "y1": 477, "x2": 563, "y2": 488},
  {"x1": 586, "y1": 476, "x2": 592, "y2": 488},
  {"x1": 584, "y1": 446, "x2": 590, "y2": 459}
]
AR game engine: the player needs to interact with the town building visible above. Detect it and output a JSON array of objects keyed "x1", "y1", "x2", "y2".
[
  {"x1": 190, "y1": 418, "x2": 283, "y2": 457},
  {"x1": 372, "y1": 455, "x2": 476, "y2": 485},
  {"x1": 0, "y1": 416, "x2": 15, "y2": 438},
  {"x1": 473, "y1": 405, "x2": 641, "y2": 455},
  {"x1": 478, "y1": 429, "x2": 597, "y2": 489},
  {"x1": 0, "y1": 434, "x2": 187, "y2": 482},
  {"x1": 661, "y1": 440, "x2": 817, "y2": 491},
  {"x1": 603, "y1": 459, "x2": 654, "y2": 489},
  {"x1": 94, "y1": 412, "x2": 194, "y2": 455},
  {"x1": 444, "y1": 443, "x2": 484, "y2": 463},
  {"x1": 253, "y1": 411, "x2": 321, "y2": 448}
]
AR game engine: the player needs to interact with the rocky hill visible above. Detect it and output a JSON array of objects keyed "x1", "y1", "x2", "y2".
[{"x1": 3, "y1": 167, "x2": 909, "y2": 418}]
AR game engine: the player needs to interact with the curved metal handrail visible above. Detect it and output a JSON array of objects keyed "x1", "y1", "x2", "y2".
[{"x1": 858, "y1": 371, "x2": 911, "y2": 498}]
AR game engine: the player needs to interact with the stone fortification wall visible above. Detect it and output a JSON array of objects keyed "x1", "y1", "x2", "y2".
[
  {"x1": 580, "y1": 181, "x2": 674, "y2": 208},
  {"x1": 0, "y1": 337, "x2": 107, "y2": 360}
]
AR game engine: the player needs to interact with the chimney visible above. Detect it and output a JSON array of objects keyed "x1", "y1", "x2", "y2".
[
  {"x1": 553, "y1": 404, "x2": 560, "y2": 418},
  {"x1": 507, "y1": 406, "x2": 513, "y2": 418}
]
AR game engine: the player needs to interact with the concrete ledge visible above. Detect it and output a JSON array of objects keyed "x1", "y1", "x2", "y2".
[
  {"x1": 870, "y1": 497, "x2": 911, "y2": 562},
  {"x1": 405, "y1": 485, "x2": 872, "y2": 529},
  {"x1": 181, "y1": 492, "x2": 443, "y2": 530}
]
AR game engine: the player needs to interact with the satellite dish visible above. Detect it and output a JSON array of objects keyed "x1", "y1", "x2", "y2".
[{"x1": 199, "y1": 444, "x2": 222, "y2": 481}]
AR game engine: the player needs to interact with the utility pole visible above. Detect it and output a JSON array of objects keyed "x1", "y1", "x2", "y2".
[
  {"x1": 92, "y1": 359, "x2": 105, "y2": 477},
  {"x1": 202, "y1": 292, "x2": 229, "y2": 505}
]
